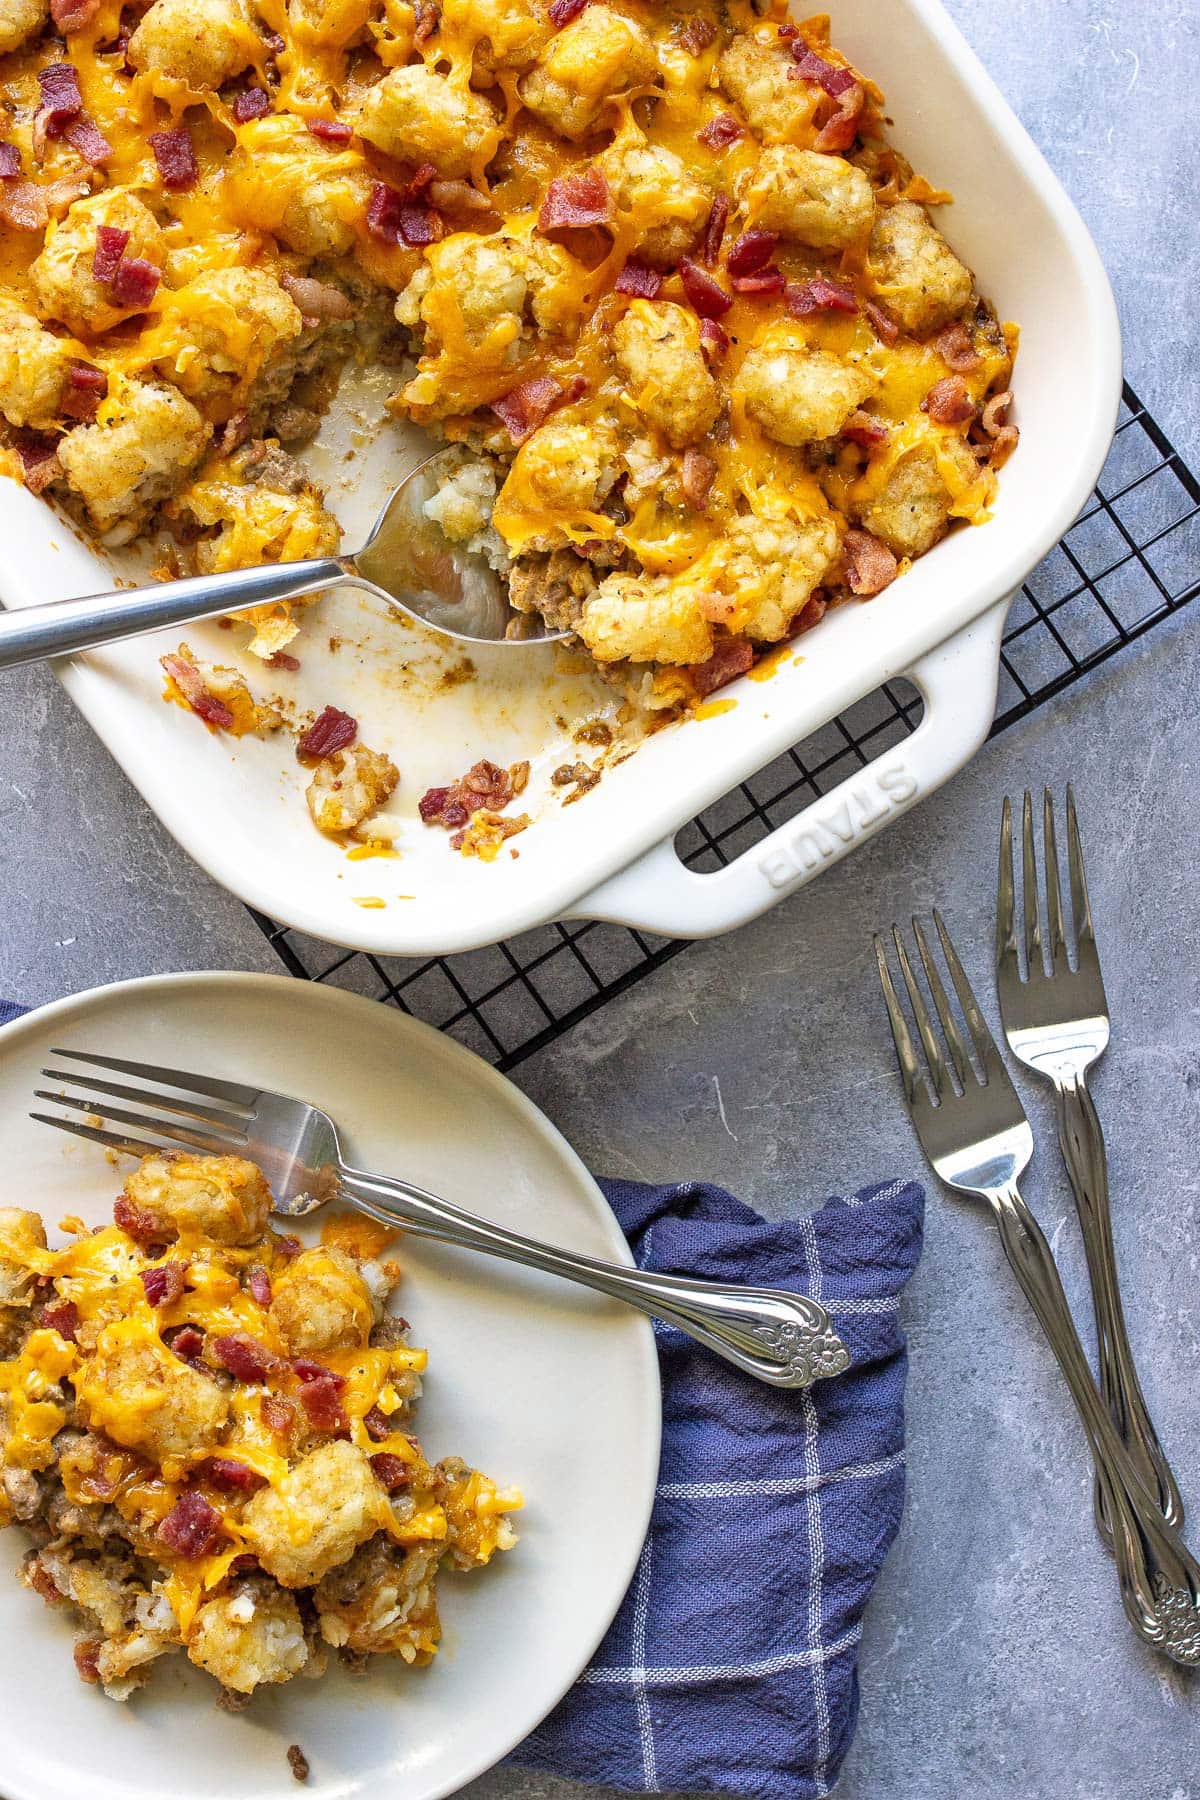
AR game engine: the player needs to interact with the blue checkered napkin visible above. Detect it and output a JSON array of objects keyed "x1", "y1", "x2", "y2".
[{"x1": 510, "y1": 1175, "x2": 925, "y2": 1800}]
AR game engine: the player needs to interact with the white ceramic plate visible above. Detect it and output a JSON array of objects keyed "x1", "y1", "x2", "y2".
[{"x1": 0, "y1": 972, "x2": 661, "y2": 1800}]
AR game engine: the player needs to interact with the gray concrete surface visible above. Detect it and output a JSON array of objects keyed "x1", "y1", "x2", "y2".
[{"x1": 1, "y1": 0, "x2": 1199, "y2": 1795}]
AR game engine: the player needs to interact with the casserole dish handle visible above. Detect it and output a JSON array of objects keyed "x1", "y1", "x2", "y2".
[{"x1": 565, "y1": 596, "x2": 1011, "y2": 938}]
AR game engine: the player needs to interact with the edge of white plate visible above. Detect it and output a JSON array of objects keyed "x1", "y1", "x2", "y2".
[{"x1": 0, "y1": 970, "x2": 663, "y2": 1800}]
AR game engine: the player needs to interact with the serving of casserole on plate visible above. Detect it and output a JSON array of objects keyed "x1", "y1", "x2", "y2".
[
  {"x1": 0, "y1": 0, "x2": 1119, "y2": 953},
  {"x1": 0, "y1": 972, "x2": 661, "y2": 1800}
]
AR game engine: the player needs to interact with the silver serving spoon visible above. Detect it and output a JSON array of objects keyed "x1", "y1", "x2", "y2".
[{"x1": 0, "y1": 446, "x2": 568, "y2": 671}]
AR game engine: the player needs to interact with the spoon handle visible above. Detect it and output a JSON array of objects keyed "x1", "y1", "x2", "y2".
[{"x1": 0, "y1": 555, "x2": 350, "y2": 671}]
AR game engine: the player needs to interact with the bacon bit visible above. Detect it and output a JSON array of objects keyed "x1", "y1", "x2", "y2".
[
  {"x1": 0, "y1": 142, "x2": 19, "y2": 178},
  {"x1": 538, "y1": 167, "x2": 612, "y2": 233},
  {"x1": 614, "y1": 259, "x2": 661, "y2": 299},
  {"x1": 412, "y1": 0, "x2": 438, "y2": 38},
  {"x1": 491, "y1": 373, "x2": 565, "y2": 444},
  {"x1": 268, "y1": 650, "x2": 301, "y2": 671},
  {"x1": 397, "y1": 201, "x2": 442, "y2": 246},
  {"x1": 366, "y1": 180, "x2": 403, "y2": 243},
  {"x1": 841, "y1": 408, "x2": 888, "y2": 448},
  {"x1": 204, "y1": 1456, "x2": 266, "y2": 1492},
  {"x1": 293, "y1": 1358, "x2": 344, "y2": 1384},
  {"x1": 16, "y1": 437, "x2": 60, "y2": 493},
  {"x1": 842, "y1": 527, "x2": 899, "y2": 596},
  {"x1": 932, "y1": 322, "x2": 982, "y2": 373},
  {"x1": 158, "y1": 1490, "x2": 224, "y2": 1559},
  {"x1": 211, "y1": 1332, "x2": 282, "y2": 1382},
  {"x1": 980, "y1": 389, "x2": 1018, "y2": 466},
  {"x1": 363, "y1": 1404, "x2": 391, "y2": 1441},
  {"x1": 40, "y1": 1298, "x2": 79, "y2": 1341},
  {"x1": 726, "y1": 227, "x2": 777, "y2": 277},
  {"x1": 274, "y1": 1234, "x2": 303, "y2": 1260},
  {"x1": 793, "y1": 592, "x2": 827, "y2": 636},
  {"x1": 688, "y1": 637, "x2": 753, "y2": 697},
  {"x1": 697, "y1": 111, "x2": 743, "y2": 150},
  {"x1": 295, "y1": 1367, "x2": 348, "y2": 1432},
  {"x1": 92, "y1": 223, "x2": 129, "y2": 283},
  {"x1": 59, "y1": 363, "x2": 107, "y2": 421},
  {"x1": 863, "y1": 297, "x2": 898, "y2": 345},
  {"x1": 699, "y1": 192, "x2": 728, "y2": 265},
  {"x1": 814, "y1": 82, "x2": 864, "y2": 153},
  {"x1": 731, "y1": 267, "x2": 784, "y2": 295},
  {"x1": 149, "y1": 128, "x2": 197, "y2": 190},
  {"x1": 921, "y1": 375, "x2": 975, "y2": 424},
  {"x1": 51, "y1": 0, "x2": 100, "y2": 30},
  {"x1": 370, "y1": 1452, "x2": 412, "y2": 1492},
  {"x1": 74, "y1": 1639, "x2": 103, "y2": 1684},
  {"x1": 679, "y1": 255, "x2": 731, "y2": 318},
  {"x1": 140, "y1": 1261, "x2": 187, "y2": 1306},
  {"x1": 62, "y1": 114, "x2": 113, "y2": 167},
  {"x1": 26, "y1": 1555, "x2": 64, "y2": 1603},
  {"x1": 786, "y1": 274, "x2": 858, "y2": 316},
  {"x1": 261, "y1": 28, "x2": 285, "y2": 54},
  {"x1": 111, "y1": 255, "x2": 161, "y2": 307},
  {"x1": 261, "y1": 1394, "x2": 295, "y2": 1434},
  {"x1": 297, "y1": 704, "x2": 357, "y2": 760},
  {"x1": 699, "y1": 316, "x2": 729, "y2": 358},
  {"x1": 306, "y1": 116, "x2": 352, "y2": 145},
  {"x1": 35, "y1": 64, "x2": 83, "y2": 142},
  {"x1": 777, "y1": 19, "x2": 798, "y2": 36},
  {"x1": 0, "y1": 179, "x2": 47, "y2": 231},
  {"x1": 247, "y1": 1265, "x2": 272, "y2": 1306},
  {"x1": 681, "y1": 448, "x2": 717, "y2": 510},
  {"x1": 548, "y1": 0, "x2": 587, "y2": 22},
  {"x1": 678, "y1": 12, "x2": 715, "y2": 53},
  {"x1": 161, "y1": 651, "x2": 235, "y2": 730},
  {"x1": 790, "y1": 42, "x2": 857, "y2": 95},
  {"x1": 233, "y1": 86, "x2": 270, "y2": 122},
  {"x1": 420, "y1": 759, "x2": 519, "y2": 830},
  {"x1": 427, "y1": 177, "x2": 492, "y2": 214},
  {"x1": 164, "y1": 1323, "x2": 204, "y2": 1364},
  {"x1": 113, "y1": 1192, "x2": 161, "y2": 1242}
]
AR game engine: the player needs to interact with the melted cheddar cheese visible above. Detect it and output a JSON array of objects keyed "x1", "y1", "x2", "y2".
[{"x1": 0, "y1": 0, "x2": 1015, "y2": 718}]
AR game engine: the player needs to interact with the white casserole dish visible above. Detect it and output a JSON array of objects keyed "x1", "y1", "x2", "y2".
[{"x1": 0, "y1": 0, "x2": 1121, "y2": 957}]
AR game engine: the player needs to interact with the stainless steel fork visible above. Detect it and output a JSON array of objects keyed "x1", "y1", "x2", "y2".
[
  {"x1": 876, "y1": 913, "x2": 1200, "y2": 1666},
  {"x1": 29, "y1": 1046, "x2": 851, "y2": 1392},
  {"x1": 996, "y1": 789, "x2": 1183, "y2": 1548}
]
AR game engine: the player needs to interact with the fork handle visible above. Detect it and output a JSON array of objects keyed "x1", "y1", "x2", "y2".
[
  {"x1": 338, "y1": 1164, "x2": 850, "y2": 1390},
  {"x1": 1053, "y1": 1071, "x2": 1185, "y2": 1547},
  {"x1": 988, "y1": 1180, "x2": 1200, "y2": 1665}
]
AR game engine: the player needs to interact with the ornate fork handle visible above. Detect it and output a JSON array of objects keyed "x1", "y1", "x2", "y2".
[
  {"x1": 338, "y1": 1164, "x2": 850, "y2": 1390},
  {"x1": 989, "y1": 1181, "x2": 1200, "y2": 1665},
  {"x1": 1052, "y1": 1070, "x2": 1184, "y2": 1544}
]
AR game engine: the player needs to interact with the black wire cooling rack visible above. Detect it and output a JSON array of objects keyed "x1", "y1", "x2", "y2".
[{"x1": 250, "y1": 382, "x2": 1200, "y2": 1069}]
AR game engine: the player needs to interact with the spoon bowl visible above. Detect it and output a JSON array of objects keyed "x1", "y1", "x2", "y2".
[{"x1": 0, "y1": 444, "x2": 569, "y2": 672}]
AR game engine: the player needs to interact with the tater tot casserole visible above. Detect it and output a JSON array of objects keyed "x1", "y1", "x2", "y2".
[
  {"x1": 0, "y1": 1153, "x2": 520, "y2": 1702},
  {"x1": 0, "y1": 0, "x2": 1016, "y2": 846}
]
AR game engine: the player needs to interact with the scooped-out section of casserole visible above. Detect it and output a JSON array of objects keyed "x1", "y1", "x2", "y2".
[
  {"x1": 0, "y1": 1154, "x2": 520, "y2": 1703},
  {"x1": 0, "y1": 0, "x2": 1016, "y2": 847}
]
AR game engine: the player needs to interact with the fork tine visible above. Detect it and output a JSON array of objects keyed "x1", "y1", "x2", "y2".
[
  {"x1": 33, "y1": 1090, "x2": 245, "y2": 1154},
  {"x1": 49, "y1": 1048, "x2": 259, "y2": 1112},
  {"x1": 893, "y1": 927, "x2": 951, "y2": 1102},
  {"x1": 933, "y1": 909, "x2": 1006, "y2": 1077},
  {"x1": 1066, "y1": 784, "x2": 1095, "y2": 945},
  {"x1": 30, "y1": 1111, "x2": 160, "y2": 1160},
  {"x1": 873, "y1": 934, "x2": 923, "y2": 1108},
  {"x1": 912, "y1": 916, "x2": 971, "y2": 1090},
  {"x1": 996, "y1": 795, "x2": 1020, "y2": 974},
  {"x1": 1021, "y1": 790, "x2": 1041, "y2": 976},
  {"x1": 1042, "y1": 789, "x2": 1067, "y2": 971},
  {"x1": 41, "y1": 1069, "x2": 247, "y2": 1131}
]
